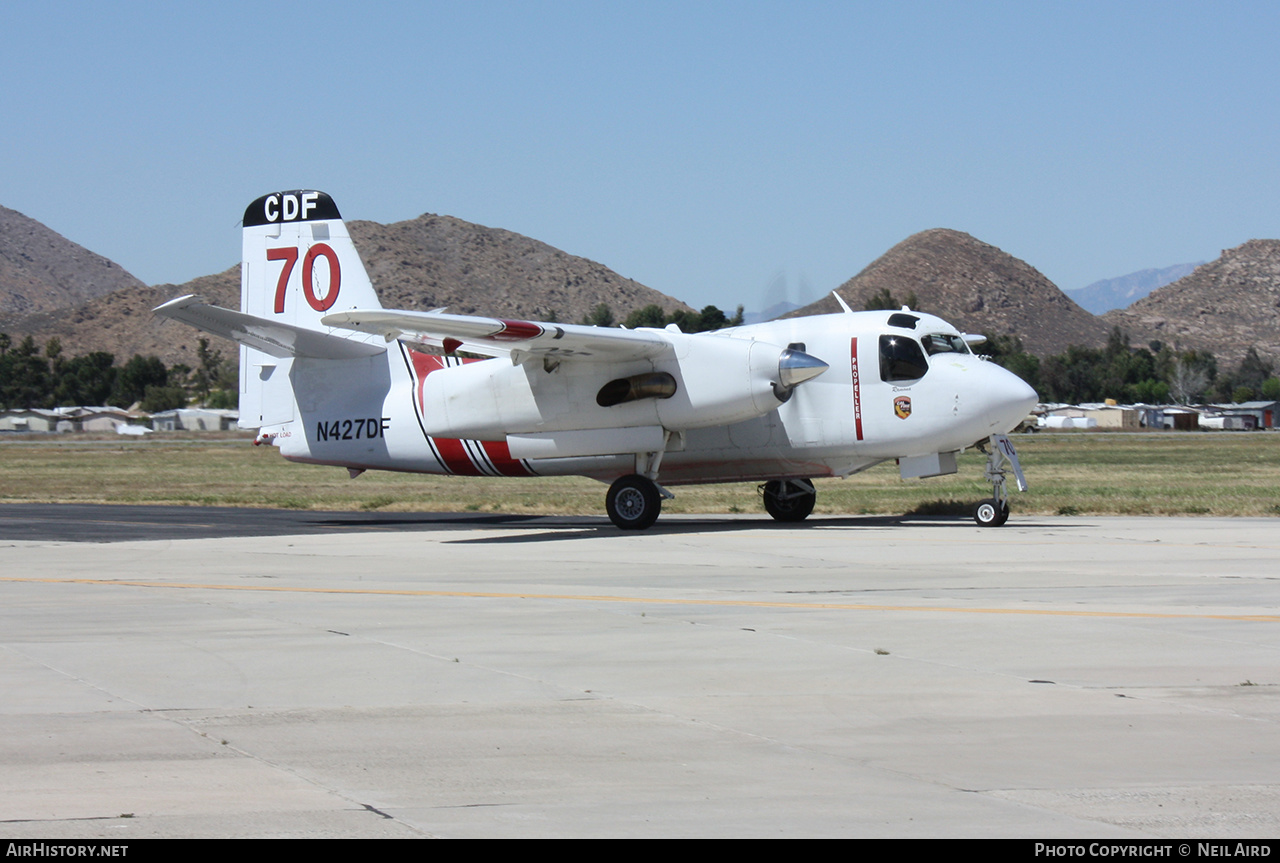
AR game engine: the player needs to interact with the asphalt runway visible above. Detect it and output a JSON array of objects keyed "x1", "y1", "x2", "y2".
[{"x1": 2, "y1": 505, "x2": 1278, "y2": 838}]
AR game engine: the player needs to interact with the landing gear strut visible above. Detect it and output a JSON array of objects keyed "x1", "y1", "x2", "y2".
[
  {"x1": 760, "y1": 479, "x2": 816, "y2": 522},
  {"x1": 973, "y1": 433, "x2": 1027, "y2": 527}
]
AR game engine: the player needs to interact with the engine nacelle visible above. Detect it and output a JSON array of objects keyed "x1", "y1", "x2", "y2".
[{"x1": 419, "y1": 333, "x2": 826, "y2": 447}]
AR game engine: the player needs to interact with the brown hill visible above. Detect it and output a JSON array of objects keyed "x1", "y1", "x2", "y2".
[
  {"x1": 3, "y1": 211, "x2": 689, "y2": 368},
  {"x1": 1103, "y1": 240, "x2": 1280, "y2": 368},
  {"x1": 8, "y1": 269, "x2": 240, "y2": 368},
  {"x1": 787, "y1": 229, "x2": 1107, "y2": 356},
  {"x1": 0, "y1": 205, "x2": 145, "y2": 319}
]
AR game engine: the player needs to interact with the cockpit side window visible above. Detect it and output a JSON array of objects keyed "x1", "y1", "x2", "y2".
[
  {"x1": 879, "y1": 335, "x2": 929, "y2": 382},
  {"x1": 921, "y1": 333, "x2": 970, "y2": 356}
]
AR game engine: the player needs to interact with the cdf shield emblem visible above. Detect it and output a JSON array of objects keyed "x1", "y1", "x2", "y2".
[{"x1": 894, "y1": 396, "x2": 912, "y2": 419}]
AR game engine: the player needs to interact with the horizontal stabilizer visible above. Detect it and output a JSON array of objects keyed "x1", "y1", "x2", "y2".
[{"x1": 154, "y1": 295, "x2": 385, "y2": 360}]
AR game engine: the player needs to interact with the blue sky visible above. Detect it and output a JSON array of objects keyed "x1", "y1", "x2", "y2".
[{"x1": 3, "y1": 1, "x2": 1279, "y2": 313}]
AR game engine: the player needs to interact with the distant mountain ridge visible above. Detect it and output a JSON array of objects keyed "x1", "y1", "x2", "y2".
[
  {"x1": 0, "y1": 204, "x2": 145, "y2": 318},
  {"x1": 1067, "y1": 262, "x2": 1203, "y2": 315}
]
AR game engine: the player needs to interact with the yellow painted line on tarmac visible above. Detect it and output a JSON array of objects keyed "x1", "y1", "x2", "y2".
[{"x1": 4, "y1": 576, "x2": 1278, "y2": 622}]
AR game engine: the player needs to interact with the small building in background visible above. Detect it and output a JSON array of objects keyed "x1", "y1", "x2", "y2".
[
  {"x1": 1082, "y1": 405, "x2": 1140, "y2": 431},
  {"x1": 148, "y1": 408, "x2": 239, "y2": 431},
  {"x1": 0, "y1": 406, "x2": 144, "y2": 433},
  {"x1": 1160, "y1": 408, "x2": 1200, "y2": 431},
  {"x1": 1209, "y1": 401, "x2": 1278, "y2": 430},
  {"x1": 0, "y1": 408, "x2": 62, "y2": 432}
]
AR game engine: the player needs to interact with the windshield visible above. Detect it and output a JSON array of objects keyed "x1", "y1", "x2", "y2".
[
  {"x1": 879, "y1": 335, "x2": 929, "y2": 382},
  {"x1": 920, "y1": 333, "x2": 970, "y2": 356}
]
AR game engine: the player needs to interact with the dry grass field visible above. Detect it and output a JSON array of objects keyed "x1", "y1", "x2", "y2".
[{"x1": 2, "y1": 431, "x2": 1278, "y2": 517}]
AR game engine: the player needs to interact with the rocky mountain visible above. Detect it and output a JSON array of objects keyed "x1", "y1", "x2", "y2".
[
  {"x1": 0, "y1": 205, "x2": 145, "y2": 318},
  {"x1": 2, "y1": 211, "x2": 690, "y2": 368},
  {"x1": 1104, "y1": 240, "x2": 1280, "y2": 368},
  {"x1": 786, "y1": 229, "x2": 1107, "y2": 356},
  {"x1": 1067, "y1": 262, "x2": 1203, "y2": 315}
]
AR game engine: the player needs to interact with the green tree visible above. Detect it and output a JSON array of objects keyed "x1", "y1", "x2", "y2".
[
  {"x1": 582, "y1": 303, "x2": 615, "y2": 327},
  {"x1": 0, "y1": 336, "x2": 52, "y2": 409},
  {"x1": 113, "y1": 355, "x2": 169, "y2": 407},
  {"x1": 1231, "y1": 385, "x2": 1256, "y2": 404},
  {"x1": 53, "y1": 352, "x2": 118, "y2": 406},
  {"x1": 864, "y1": 288, "x2": 920, "y2": 312},
  {"x1": 664, "y1": 309, "x2": 703, "y2": 332},
  {"x1": 623, "y1": 304, "x2": 668, "y2": 329},
  {"x1": 695, "y1": 305, "x2": 728, "y2": 332},
  {"x1": 193, "y1": 337, "x2": 234, "y2": 405},
  {"x1": 206, "y1": 388, "x2": 237, "y2": 409},
  {"x1": 140, "y1": 385, "x2": 187, "y2": 413},
  {"x1": 1236, "y1": 347, "x2": 1273, "y2": 393}
]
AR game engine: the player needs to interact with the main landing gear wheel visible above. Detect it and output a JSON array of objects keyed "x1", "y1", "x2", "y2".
[
  {"x1": 973, "y1": 498, "x2": 1010, "y2": 527},
  {"x1": 761, "y1": 479, "x2": 816, "y2": 522},
  {"x1": 606, "y1": 474, "x2": 662, "y2": 530}
]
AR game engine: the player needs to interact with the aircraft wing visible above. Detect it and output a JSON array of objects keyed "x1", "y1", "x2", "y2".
[{"x1": 322, "y1": 308, "x2": 674, "y2": 363}]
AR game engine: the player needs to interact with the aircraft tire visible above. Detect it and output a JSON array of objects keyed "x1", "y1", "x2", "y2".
[
  {"x1": 762, "y1": 480, "x2": 816, "y2": 522},
  {"x1": 606, "y1": 474, "x2": 662, "y2": 530},
  {"x1": 973, "y1": 498, "x2": 1009, "y2": 527}
]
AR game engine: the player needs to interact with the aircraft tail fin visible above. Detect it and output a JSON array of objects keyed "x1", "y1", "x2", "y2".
[
  {"x1": 235, "y1": 191, "x2": 383, "y2": 429},
  {"x1": 240, "y1": 190, "x2": 382, "y2": 323}
]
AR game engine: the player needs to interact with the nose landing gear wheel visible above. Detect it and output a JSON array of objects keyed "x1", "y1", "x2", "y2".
[
  {"x1": 606, "y1": 474, "x2": 662, "y2": 530},
  {"x1": 973, "y1": 498, "x2": 1010, "y2": 527}
]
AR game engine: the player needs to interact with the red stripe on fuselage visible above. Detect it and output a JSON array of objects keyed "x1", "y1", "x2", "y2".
[
  {"x1": 404, "y1": 347, "x2": 534, "y2": 477},
  {"x1": 432, "y1": 436, "x2": 485, "y2": 476},
  {"x1": 850, "y1": 337, "x2": 864, "y2": 441},
  {"x1": 406, "y1": 349, "x2": 448, "y2": 415},
  {"x1": 479, "y1": 439, "x2": 533, "y2": 476}
]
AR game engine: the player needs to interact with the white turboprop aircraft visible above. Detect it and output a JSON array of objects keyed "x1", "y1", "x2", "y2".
[{"x1": 155, "y1": 190, "x2": 1037, "y2": 530}]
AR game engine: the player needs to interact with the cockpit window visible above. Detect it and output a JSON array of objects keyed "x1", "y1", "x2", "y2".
[
  {"x1": 879, "y1": 335, "x2": 929, "y2": 382},
  {"x1": 921, "y1": 333, "x2": 970, "y2": 356}
]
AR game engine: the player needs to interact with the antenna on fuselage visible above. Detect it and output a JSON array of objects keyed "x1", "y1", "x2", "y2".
[{"x1": 832, "y1": 291, "x2": 853, "y2": 314}]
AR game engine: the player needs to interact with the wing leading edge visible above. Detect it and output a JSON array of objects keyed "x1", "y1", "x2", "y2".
[{"x1": 321, "y1": 308, "x2": 674, "y2": 364}]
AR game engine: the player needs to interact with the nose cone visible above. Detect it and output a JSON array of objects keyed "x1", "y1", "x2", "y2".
[
  {"x1": 778, "y1": 348, "x2": 829, "y2": 388},
  {"x1": 985, "y1": 365, "x2": 1039, "y2": 433}
]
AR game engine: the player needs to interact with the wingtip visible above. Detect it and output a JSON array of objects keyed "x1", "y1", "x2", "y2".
[{"x1": 153, "y1": 294, "x2": 202, "y2": 314}]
